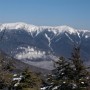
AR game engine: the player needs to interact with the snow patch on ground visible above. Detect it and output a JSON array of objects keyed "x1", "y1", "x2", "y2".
[{"x1": 15, "y1": 46, "x2": 46, "y2": 60}]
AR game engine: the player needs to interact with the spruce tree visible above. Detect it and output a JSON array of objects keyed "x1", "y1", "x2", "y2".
[
  {"x1": 69, "y1": 46, "x2": 90, "y2": 90},
  {"x1": 45, "y1": 46, "x2": 90, "y2": 90},
  {"x1": 15, "y1": 67, "x2": 41, "y2": 89}
]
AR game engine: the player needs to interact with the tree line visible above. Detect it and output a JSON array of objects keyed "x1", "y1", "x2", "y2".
[{"x1": 0, "y1": 45, "x2": 90, "y2": 90}]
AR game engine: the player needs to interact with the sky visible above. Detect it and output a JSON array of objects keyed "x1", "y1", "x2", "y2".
[{"x1": 0, "y1": 0, "x2": 90, "y2": 29}]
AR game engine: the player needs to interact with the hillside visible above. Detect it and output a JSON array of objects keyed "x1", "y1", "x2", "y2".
[{"x1": 0, "y1": 22, "x2": 90, "y2": 69}]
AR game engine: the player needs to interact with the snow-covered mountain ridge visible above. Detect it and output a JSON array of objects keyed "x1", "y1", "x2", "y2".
[
  {"x1": 0, "y1": 22, "x2": 89, "y2": 34},
  {"x1": 0, "y1": 22, "x2": 90, "y2": 69}
]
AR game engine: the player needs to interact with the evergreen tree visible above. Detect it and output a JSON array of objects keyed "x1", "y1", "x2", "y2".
[
  {"x1": 69, "y1": 46, "x2": 90, "y2": 90},
  {"x1": 0, "y1": 55, "x2": 14, "y2": 89},
  {"x1": 15, "y1": 67, "x2": 42, "y2": 90},
  {"x1": 45, "y1": 46, "x2": 90, "y2": 90}
]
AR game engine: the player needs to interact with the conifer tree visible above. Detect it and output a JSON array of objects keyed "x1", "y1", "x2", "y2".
[
  {"x1": 69, "y1": 46, "x2": 90, "y2": 90},
  {"x1": 15, "y1": 67, "x2": 41, "y2": 90},
  {"x1": 0, "y1": 56, "x2": 14, "y2": 89},
  {"x1": 45, "y1": 46, "x2": 90, "y2": 90}
]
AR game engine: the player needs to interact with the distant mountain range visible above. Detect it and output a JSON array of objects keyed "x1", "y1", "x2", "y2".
[{"x1": 0, "y1": 22, "x2": 90, "y2": 69}]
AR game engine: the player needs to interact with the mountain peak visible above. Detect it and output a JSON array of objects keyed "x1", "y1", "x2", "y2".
[
  {"x1": 0, "y1": 22, "x2": 89, "y2": 34},
  {"x1": 0, "y1": 22, "x2": 37, "y2": 31}
]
